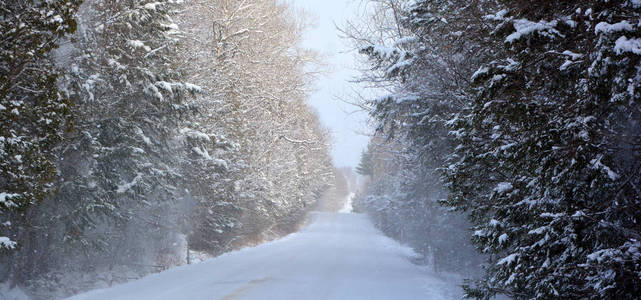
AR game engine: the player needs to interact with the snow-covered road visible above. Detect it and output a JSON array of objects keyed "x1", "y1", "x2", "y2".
[{"x1": 67, "y1": 212, "x2": 461, "y2": 300}]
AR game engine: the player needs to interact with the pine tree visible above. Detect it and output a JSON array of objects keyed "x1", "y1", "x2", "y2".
[
  {"x1": 0, "y1": 0, "x2": 80, "y2": 284},
  {"x1": 355, "y1": 148, "x2": 374, "y2": 176},
  {"x1": 34, "y1": 0, "x2": 197, "y2": 278},
  {"x1": 445, "y1": 1, "x2": 641, "y2": 298},
  {"x1": 350, "y1": 0, "x2": 493, "y2": 274}
]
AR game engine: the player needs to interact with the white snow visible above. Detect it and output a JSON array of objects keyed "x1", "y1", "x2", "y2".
[
  {"x1": 506, "y1": 19, "x2": 559, "y2": 43},
  {"x1": 192, "y1": 147, "x2": 211, "y2": 159},
  {"x1": 595, "y1": 21, "x2": 635, "y2": 34},
  {"x1": 127, "y1": 40, "x2": 151, "y2": 52},
  {"x1": 339, "y1": 192, "x2": 354, "y2": 213},
  {"x1": 494, "y1": 182, "x2": 513, "y2": 194},
  {"x1": 590, "y1": 155, "x2": 619, "y2": 181},
  {"x1": 366, "y1": 45, "x2": 398, "y2": 60},
  {"x1": 212, "y1": 159, "x2": 227, "y2": 170},
  {"x1": 135, "y1": 127, "x2": 152, "y2": 145},
  {"x1": 51, "y1": 15, "x2": 63, "y2": 24},
  {"x1": 131, "y1": 147, "x2": 145, "y2": 154},
  {"x1": 483, "y1": 9, "x2": 509, "y2": 21},
  {"x1": 184, "y1": 83, "x2": 202, "y2": 93},
  {"x1": 528, "y1": 226, "x2": 548, "y2": 235},
  {"x1": 179, "y1": 128, "x2": 210, "y2": 142},
  {"x1": 572, "y1": 211, "x2": 586, "y2": 218},
  {"x1": 0, "y1": 192, "x2": 19, "y2": 207},
  {"x1": 144, "y1": 83, "x2": 164, "y2": 101},
  {"x1": 471, "y1": 66, "x2": 489, "y2": 81},
  {"x1": 498, "y1": 233, "x2": 509, "y2": 245},
  {"x1": 143, "y1": 2, "x2": 162, "y2": 11},
  {"x1": 587, "y1": 248, "x2": 619, "y2": 263},
  {"x1": 116, "y1": 174, "x2": 142, "y2": 194},
  {"x1": 0, "y1": 236, "x2": 17, "y2": 249},
  {"x1": 155, "y1": 81, "x2": 174, "y2": 93},
  {"x1": 160, "y1": 23, "x2": 180, "y2": 31},
  {"x1": 393, "y1": 36, "x2": 417, "y2": 47},
  {"x1": 497, "y1": 253, "x2": 518, "y2": 266},
  {"x1": 65, "y1": 212, "x2": 462, "y2": 300},
  {"x1": 562, "y1": 50, "x2": 583, "y2": 60},
  {"x1": 614, "y1": 36, "x2": 641, "y2": 55}
]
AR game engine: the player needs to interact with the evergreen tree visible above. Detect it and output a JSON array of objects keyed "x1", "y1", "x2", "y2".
[
  {"x1": 0, "y1": 0, "x2": 80, "y2": 284},
  {"x1": 445, "y1": 1, "x2": 641, "y2": 298},
  {"x1": 356, "y1": 148, "x2": 374, "y2": 176},
  {"x1": 349, "y1": 0, "x2": 492, "y2": 275},
  {"x1": 33, "y1": 0, "x2": 197, "y2": 281}
]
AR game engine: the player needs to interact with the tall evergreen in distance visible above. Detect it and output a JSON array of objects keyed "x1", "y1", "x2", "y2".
[{"x1": 355, "y1": 147, "x2": 374, "y2": 176}]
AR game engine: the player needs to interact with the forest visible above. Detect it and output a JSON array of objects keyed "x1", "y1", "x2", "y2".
[
  {"x1": 350, "y1": 0, "x2": 641, "y2": 299},
  {"x1": 1, "y1": 0, "x2": 341, "y2": 298},
  {"x1": 2, "y1": 0, "x2": 641, "y2": 299}
]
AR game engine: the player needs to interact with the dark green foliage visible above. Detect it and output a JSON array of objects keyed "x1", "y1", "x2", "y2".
[
  {"x1": 445, "y1": 0, "x2": 641, "y2": 298},
  {"x1": 354, "y1": 0, "x2": 641, "y2": 298},
  {"x1": 0, "y1": 0, "x2": 80, "y2": 284}
]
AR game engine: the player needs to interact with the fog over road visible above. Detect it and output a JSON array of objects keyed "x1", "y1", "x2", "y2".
[{"x1": 67, "y1": 212, "x2": 461, "y2": 300}]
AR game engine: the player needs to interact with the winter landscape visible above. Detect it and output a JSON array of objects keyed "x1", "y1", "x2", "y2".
[{"x1": 1, "y1": 0, "x2": 640, "y2": 299}]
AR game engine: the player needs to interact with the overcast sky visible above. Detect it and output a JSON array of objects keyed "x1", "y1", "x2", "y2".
[{"x1": 289, "y1": 0, "x2": 370, "y2": 168}]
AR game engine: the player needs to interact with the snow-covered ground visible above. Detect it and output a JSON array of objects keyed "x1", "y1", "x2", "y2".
[
  {"x1": 66, "y1": 212, "x2": 462, "y2": 300},
  {"x1": 338, "y1": 192, "x2": 354, "y2": 213}
]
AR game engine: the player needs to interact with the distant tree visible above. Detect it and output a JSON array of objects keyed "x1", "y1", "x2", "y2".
[{"x1": 355, "y1": 148, "x2": 374, "y2": 176}]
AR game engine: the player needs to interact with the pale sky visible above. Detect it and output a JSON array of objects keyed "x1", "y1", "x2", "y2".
[{"x1": 290, "y1": 0, "x2": 370, "y2": 168}]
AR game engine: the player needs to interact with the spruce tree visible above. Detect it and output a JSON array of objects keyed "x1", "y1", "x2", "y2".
[
  {"x1": 446, "y1": 1, "x2": 641, "y2": 298},
  {"x1": 0, "y1": 0, "x2": 80, "y2": 284},
  {"x1": 38, "y1": 0, "x2": 197, "y2": 275}
]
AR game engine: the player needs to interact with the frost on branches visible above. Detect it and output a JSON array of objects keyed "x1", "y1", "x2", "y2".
[
  {"x1": 446, "y1": 1, "x2": 641, "y2": 298},
  {"x1": 352, "y1": 0, "x2": 641, "y2": 298},
  {"x1": 0, "y1": 0, "x2": 80, "y2": 285},
  {"x1": 351, "y1": 0, "x2": 491, "y2": 275}
]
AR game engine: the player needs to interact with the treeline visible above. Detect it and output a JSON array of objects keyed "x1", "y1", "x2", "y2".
[
  {"x1": 1, "y1": 0, "x2": 333, "y2": 298},
  {"x1": 353, "y1": 137, "x2": 482, "y2": 274},
  {"x1": 349, "y1": 0, "x2": 641, "y2": 299},
  {"x1": 315, "y1": 167, "x2": 356, "y2": 212}
]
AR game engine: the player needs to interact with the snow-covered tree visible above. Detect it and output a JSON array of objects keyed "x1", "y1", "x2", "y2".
[
  {"x1": 0, "y1": 0, "x2": 80, "y2": 284},
  {"x1": 352, "y1": 0, "x2": 641, "y2": 298},
  {"x1": 175, "y1": 0, "x2": 334, "y2": 254},
  {"x1": 348, "y1": 0, "x2": 490, "y2": 274},
  {"x1": 445, "y1": 1, "x2": 641, "y2": 298},
  {"x1": 0, "y1": 0, "x2": 343, "y2": 295},
  {"x1": 23, "y1": 0, "x2": 199, "y2": 286}
]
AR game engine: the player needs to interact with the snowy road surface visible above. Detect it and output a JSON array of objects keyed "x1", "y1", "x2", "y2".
[{"x1": 67, "y1": 212, "x2": 461, "y2": 300}]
